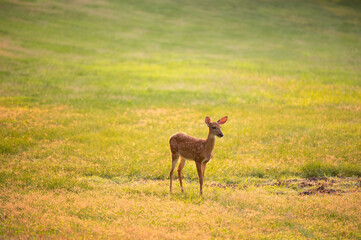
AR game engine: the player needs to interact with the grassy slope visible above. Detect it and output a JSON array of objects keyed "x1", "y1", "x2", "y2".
[{"x1": 0, "y1": 0, "x2": 361, "y2": 238}]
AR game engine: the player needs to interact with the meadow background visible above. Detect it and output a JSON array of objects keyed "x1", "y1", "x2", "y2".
[{"x1": 0, "y1": 0, "x2": 360, "y2": 239}]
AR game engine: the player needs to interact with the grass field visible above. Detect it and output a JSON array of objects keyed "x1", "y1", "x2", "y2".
[{"x1": 1, "y1": 0, "x2": 361, "y2": 238}]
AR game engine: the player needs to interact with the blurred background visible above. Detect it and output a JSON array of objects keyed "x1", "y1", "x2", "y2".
[{"x1": 0, "y1": 0, "x2": 360, "y2": 186}]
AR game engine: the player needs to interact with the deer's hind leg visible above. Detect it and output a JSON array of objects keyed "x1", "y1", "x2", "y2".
[
  {"x1": 177, "y1": 157, "x2": 186, "y2": 192},
  {"x1": 169, "y1": 153, "x2": 179, "y2": 193}
]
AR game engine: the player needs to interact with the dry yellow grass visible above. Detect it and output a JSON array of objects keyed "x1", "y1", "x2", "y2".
[{"x1": 1, "y1": 179, "x2": 360, "y2": 239}]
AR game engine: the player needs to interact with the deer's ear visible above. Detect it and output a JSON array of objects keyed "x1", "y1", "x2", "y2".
[
  {"x1": 217, "y1": 116, "x2": 228, "y2": 125},
  {"x1": 205, "y1": 116, "x2": 211, "y2": 126}
]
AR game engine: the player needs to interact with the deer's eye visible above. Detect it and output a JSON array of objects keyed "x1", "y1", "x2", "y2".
[{"x1": 212, "y1": 127, "x2": 216, "y2": 129}]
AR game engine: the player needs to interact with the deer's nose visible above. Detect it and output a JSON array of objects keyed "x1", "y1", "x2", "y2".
[{"x1": 218, "y1": 133, "x2": 224, "y2": 138}]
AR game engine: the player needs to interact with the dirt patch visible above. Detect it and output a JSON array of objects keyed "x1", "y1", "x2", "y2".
[
  {"x1": 194, "y1": 177, "x2": 360, "y2": 195},
  {"x1": 298, "y1": 177, "x2": 335, "y2": 188},
  {"x1": 299, "y1": 185, "x2": 345, "y2": 196},
  {"x1": 271, "y1": 178, "x2": 299, "y2": 187},
  {"x1": 306, "y1": 177, "x2": 328, "y2": 182},
  {"x1": 297, "y1": 177, "x2": 358, "y2": 196},
  {"x1": 209, "y1": 183, "x2": 239, "y2": 189}
]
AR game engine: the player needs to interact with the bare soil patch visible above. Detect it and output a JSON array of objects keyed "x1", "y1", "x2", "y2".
[
  {"x1": 206, "y1": 177, "x2": 360, "y2": 196},
  {"x1": 299, "y1": 184, "x2": 346, "y2": 195}
]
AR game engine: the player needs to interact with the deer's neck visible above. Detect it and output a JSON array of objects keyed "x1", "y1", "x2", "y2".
[{"x1": 205, "y1": 130, "x2": 216, "y2": 153}]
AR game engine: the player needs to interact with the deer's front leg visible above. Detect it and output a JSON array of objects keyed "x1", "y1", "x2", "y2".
[
  {"x1": 196, "y1": 162, "x2": 203, "y2": 195},
  {"x1": 201, "y1": 162, "x2": 207, "y2": 179}
]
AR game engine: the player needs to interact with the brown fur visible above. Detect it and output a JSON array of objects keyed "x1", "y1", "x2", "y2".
[{"x1": 169, "y1": 116, "x2": 228, "y2": 195}]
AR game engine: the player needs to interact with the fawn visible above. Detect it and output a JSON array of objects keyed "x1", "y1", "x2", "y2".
[{"x1": 169, "y1": 116, "x2": 228, "y2": 195}]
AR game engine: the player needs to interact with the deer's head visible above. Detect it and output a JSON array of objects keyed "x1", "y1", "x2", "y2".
[{"x1": 205, "y1": 116, "x2": 228, "y2": 138}]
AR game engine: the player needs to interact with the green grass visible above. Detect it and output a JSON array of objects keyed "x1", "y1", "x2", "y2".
[{"x1": 0, "y1": 0, "x2": 361, "y2": 238}]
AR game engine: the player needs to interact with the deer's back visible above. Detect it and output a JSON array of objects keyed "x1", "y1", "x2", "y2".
[{"x1": 169, "y1": 132, "x2": 205, "y2": 160}]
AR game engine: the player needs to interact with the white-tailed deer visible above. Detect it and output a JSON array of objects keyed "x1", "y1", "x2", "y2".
[{"x1": 169, "y1": 116, "x2": 228, "y2": 195}]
